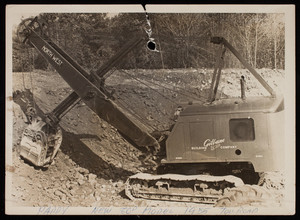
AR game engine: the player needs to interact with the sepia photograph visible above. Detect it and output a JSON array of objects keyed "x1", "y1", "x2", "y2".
[{"x1": 5, "y1": 4, "x2": 295, "y2": 215}]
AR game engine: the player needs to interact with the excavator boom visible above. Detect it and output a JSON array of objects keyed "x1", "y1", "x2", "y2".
[
  {"x1": 27, "y1": 29, "x2": 158, "y2": 147},
  {"x1": 17, "y1": 18, "x2": 159, "y2": 167}
]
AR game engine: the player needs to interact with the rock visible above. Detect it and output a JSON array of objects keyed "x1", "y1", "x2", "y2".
[
  {"x1": 66, "y1": 181, "x2": 73, "y2": 190},
  {"x1": 69, "y1": 189, "x2": 76, "y2": 196},
  {"x1": 94, "y1": 183, "x2": 101, "y2": 189},
  {"x1": 75, "y1": 172, "x2": 84, "y2": 180},
  {"x1": 88, "y1": 173, "x2": 97, "y2": 181},
  {"x1": 62, "y1": 183, "x2": 67, "y2": 189},
  {"x1": 69, "y1": 159, "x2": 76, "y2": 165},
  {"x1": 54, "y1": 189, "x2": 64, "y2": 198},
  {"x1": 77, "y1": 179, "x2": 85, "y2": 186},
  {"x1": 146, "y1": 115, "x2": 154, "y2": 121},
  {"x1": 61, "y1": 194, "x2": 68, "y2": 203},
  {"x1": 75, "y1": 167, "x2": 89, "y2": 175},
  {"x1": 116, "y1": 181, "x2": 124, "y2": 188},
  {"x1": 86, "y1": 194, "x2": 97, "y2": 203},
  {"x1": 101, "y1": 133, "x2": 108, "y2": 138},
  {"x1": 227, "y1": 79, "x2": 233, "y2": 84},
  {"x1": 69, "y1": 197, "x2": 76, "y2": 203},
  {"x1": 89, "y1": 180, "x2": 97, "y2": 188},
  {"x1": 104, "y1": 170, "x2": 111, "y2": 177},
  {"x1": 93, "y1": 191, "x2": 101, "y2": 201},
  {"x1": 112, "y1": 180, "x2": 124, "y2": 188},
  {"x1": 115, "y1": 162, "x2": 122, "y2": 168}
]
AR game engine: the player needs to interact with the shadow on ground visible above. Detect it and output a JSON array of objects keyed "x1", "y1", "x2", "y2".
[
  {"x1": 60, "y1": 128, "x2": 135, "y2": 181},
  {"x1": 13, "y1": 89, "x2": 135, "y2": 182}
]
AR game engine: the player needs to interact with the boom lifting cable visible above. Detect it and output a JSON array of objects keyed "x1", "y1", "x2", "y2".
[
  {"x1": 129, "y1": 70, "x2": 208, "y2": 103},
  {"x1": 28, "y1": 48, "x2": 36, "y2": 110},
  {"x1": 119, "y1": 69, "x2": 179, "y2": 106},
  {"x1": 142, "y1": 4, "x2": 159, "y2": 53},
  {"x1": 21, "y1": 51, "x2": 27, "y2": 91},
  {"x1": 20, "y1": 46, "x2": 38, "y2": 123}
]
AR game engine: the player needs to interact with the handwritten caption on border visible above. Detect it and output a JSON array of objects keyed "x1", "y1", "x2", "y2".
[{"x1": 36, "y1": 206, "x2": 259, "y2": 215}]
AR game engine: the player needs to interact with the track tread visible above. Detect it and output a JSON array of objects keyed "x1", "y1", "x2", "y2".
[
  {"x1": 125, "y1": 173, "x2": 244, "y2": 204},
  {"x1": 215, "y1": 184, "x2": 275, "y2": 207}
]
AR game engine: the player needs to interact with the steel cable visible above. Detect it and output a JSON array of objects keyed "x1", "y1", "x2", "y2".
[
  {"x1": 122, "y1": 69, "x2": 207, "y2": 103},
  {"x1": 119, "y1": 69, "x2": 180, "y2": 106},
  {"x1": 132, "y1": 71, "x2": 207, "y2": 103}
]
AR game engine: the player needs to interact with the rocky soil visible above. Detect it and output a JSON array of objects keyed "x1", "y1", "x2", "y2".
[{"x1": 8, "y1": 68, "x2": 285, "y2": 207}]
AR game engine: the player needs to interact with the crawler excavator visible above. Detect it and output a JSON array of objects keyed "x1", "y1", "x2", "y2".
[{"x1": 13, "y1": 17, "x2": 285, "y2": 206}]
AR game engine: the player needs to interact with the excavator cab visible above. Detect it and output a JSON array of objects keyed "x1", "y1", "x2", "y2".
[
  {"x1": 163, "y1": 95, "x2": 284, "y2": 173},
  {"x1": 162, "y1": 36, "x2": 284, "y2": 176}
]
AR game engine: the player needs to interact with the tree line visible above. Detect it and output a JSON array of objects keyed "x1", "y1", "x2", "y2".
[{"x1": 12, "y1": 13, "x2": 285, "y2": 72}]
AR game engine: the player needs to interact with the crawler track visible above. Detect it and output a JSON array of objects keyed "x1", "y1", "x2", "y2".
[{"x1": 125, "y1": 173, "x2": 244, "y2": 205}]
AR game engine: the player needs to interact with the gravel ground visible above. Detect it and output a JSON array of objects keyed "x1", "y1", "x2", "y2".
[{"x1": 7, "y1": 68, "x2": 285, "y2": 208}]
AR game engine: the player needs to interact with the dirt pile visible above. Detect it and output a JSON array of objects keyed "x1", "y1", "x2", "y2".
[
  {"x1": 10, "y1": 144, "x2": 132, "y2": 207},
  {"x1": 9, "y1": 68, "x2": 285, "y2": 207}
]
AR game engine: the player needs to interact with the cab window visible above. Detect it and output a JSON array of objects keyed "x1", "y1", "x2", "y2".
[{"x1": 229, "y1": 118, "x2": 255, "y2": 141}]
